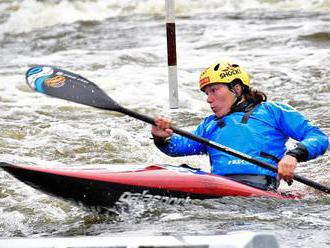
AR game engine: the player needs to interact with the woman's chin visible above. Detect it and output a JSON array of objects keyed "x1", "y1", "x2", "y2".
[{"x1": 214, "y1": 109, "x2": 228, "y2": 118}]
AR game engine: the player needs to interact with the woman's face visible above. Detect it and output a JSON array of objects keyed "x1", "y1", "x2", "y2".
[{"x1": 203, "y1": 83, "x2": 237, "y2": 118}]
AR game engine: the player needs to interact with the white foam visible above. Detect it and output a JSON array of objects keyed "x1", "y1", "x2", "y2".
[
  {"x1": 1, "y1": 0, "x2": 329, "y2": 34},
  {"x1": 0, "y1": 0, "x2": 124, "y2": 34}
]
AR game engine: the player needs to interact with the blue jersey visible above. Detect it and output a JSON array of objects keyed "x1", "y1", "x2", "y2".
[{"x1": 155, "y1": 102, "x2": 329, "y2": 177}]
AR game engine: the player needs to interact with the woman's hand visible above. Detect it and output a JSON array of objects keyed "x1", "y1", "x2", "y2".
[
  {"x1": 278, "y1": 155, "x2": 298, "y2": 182},
  {"x1": 151, "y1": 116, "x2": 173, "y2": 139}
]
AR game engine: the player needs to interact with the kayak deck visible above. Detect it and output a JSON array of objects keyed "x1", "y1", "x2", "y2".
[{"x1": 0, "y1": 162, "x2": 297, "y2": 211}]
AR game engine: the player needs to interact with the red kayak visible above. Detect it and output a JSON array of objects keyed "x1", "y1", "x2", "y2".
[{"x1": 0, "y1": 162, "x2": 297, "y2": 211}]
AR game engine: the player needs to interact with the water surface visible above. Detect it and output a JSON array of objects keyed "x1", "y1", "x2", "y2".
[{"x1": 0, "y1": 1, "x2": 329, "y2": 247}]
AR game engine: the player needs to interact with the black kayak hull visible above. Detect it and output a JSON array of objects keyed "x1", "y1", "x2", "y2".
[{"x1": 0, "y1": 162, "x2": 296, "y2": 211}]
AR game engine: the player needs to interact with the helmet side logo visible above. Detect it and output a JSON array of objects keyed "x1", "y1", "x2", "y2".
[{"x1": 199, "y1": 76, "x2": 210, "y2": 88}]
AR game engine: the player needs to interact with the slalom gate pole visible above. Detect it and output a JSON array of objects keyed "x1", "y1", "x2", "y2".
[{"x1": 165, "y1": 0, "x2": 179, "y2": 109}]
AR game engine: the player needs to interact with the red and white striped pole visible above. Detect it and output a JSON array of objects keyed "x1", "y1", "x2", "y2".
[{"x1": 165, "y1": 0, "x2": 179, "y2": 109}]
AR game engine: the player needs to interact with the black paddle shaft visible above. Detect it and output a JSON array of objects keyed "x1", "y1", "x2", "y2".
[{"x1": 25, "y1": 65, "x2": 330, "y2": 194}]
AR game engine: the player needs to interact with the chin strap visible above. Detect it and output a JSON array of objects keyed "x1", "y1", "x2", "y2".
[
  {"x1": 227, "y1": 83, "x2": 257, "y2": 113},
  {"x1": 228, "y1": 82, "x2": 243, "y2": 105},
  {"x1": 231, "y1": 100, "x2": 253, "y2": 113},
  {"x1": 228, "y1": 84, "x2": 248, "y2": 113}
]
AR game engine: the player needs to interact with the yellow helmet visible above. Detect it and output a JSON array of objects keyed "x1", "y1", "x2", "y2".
[{"x1": 199, "y1": 59, "x2": 250, "y2": 90}]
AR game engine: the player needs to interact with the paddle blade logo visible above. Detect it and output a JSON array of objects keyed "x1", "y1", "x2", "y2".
[{"x1": 44, "y1": 75, "x2": 66, "y2": 88}]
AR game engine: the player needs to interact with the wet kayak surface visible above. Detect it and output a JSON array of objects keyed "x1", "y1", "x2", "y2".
[{"x1": 0, "y1": 1, "x2": 329, "y2": 247}]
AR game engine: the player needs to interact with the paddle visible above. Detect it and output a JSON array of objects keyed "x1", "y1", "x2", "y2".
[{"x1": 25, "y1": 65, "x2": 330, "y2": 194}]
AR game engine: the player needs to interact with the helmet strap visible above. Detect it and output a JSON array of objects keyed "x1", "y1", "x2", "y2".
[
  {"x1": 227, "y1": 83, "x2": 243, "y2": 103},
  {"x1": 227, "y1": 82, "x2": 248, "y2": 113}
]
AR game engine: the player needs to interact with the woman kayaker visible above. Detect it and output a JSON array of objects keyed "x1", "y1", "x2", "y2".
[{"x1": 151, "y1": 59, "x2": 329, "y2": 191}]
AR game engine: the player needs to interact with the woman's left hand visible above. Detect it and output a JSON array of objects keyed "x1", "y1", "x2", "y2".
[{"x1": 278, "y1": 155, "x2": 298, "y2": 182}]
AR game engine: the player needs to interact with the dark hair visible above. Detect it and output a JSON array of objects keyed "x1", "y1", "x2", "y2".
[
  {"x1": 230, "y1": 79, "x2": 267, "y2": 104},
  {"x1": 244, "y1": 86, "x2": 267, "y2": 104}
]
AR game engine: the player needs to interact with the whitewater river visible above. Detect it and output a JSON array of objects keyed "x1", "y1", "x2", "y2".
[{"x1": 0, "y1": 0, "x2": 329, "y2": 247}]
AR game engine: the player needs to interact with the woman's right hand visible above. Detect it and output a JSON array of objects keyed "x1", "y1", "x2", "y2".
[{"x1": 151, "y1": 116, "x2": 173, "y2": 139}]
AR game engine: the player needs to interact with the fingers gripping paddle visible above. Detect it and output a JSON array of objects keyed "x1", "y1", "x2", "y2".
[{"x1": 25, "y1": 65, "x2": 330, "y2": 194}]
